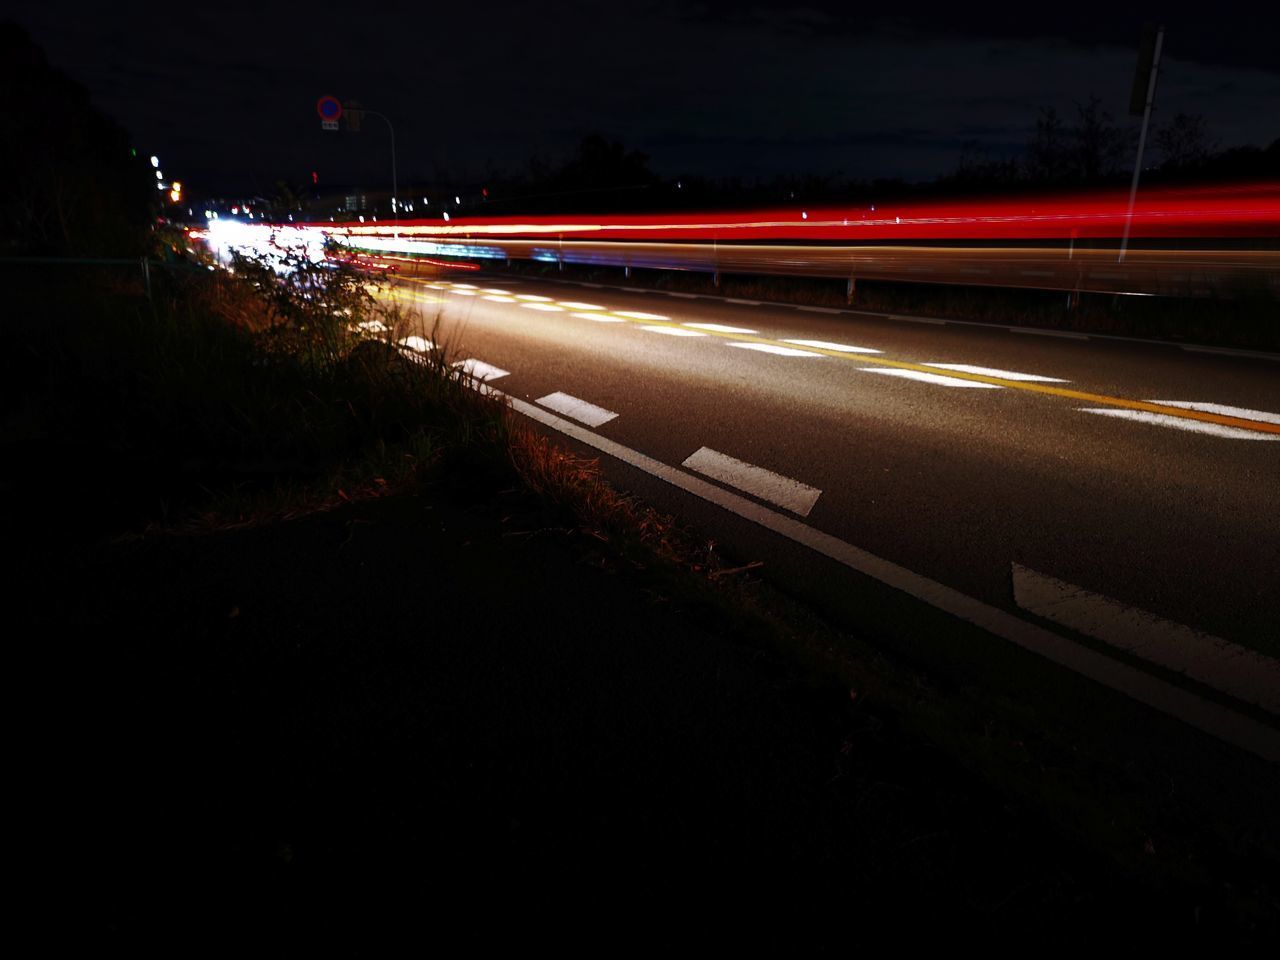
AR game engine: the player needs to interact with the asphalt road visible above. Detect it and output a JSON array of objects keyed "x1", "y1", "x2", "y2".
[{"x1": 379, "y1": 269, "x2": 1280, "y2": 750}]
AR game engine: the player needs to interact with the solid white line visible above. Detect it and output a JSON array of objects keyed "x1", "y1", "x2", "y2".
[
  {"x1": 861, "y1": 368, "x2": 1003, "y2": 389},
  {"x1": 640, "y1": 325, "x2": 705, "y2": 337},
  {"x1": 682, "y1": 446, "x2": 822, "y2": 516},
  {"x1": 1078, "y1": 408, "x2": 1279, "y2": 441},
  {"x1": 924, "y1": 363, "x2": 1069, "y2": 383},
  {"x1": 1012, "y1": 327, "x2": 1089, "y2": 340},
  {"x1": 668, "y1": 292, "x2": 699, "y2": 298},
  {"x1": 726, "y1": 298, "x2": 761, "y2": 305},
  {"x1": 796, "y1": 306, "x2": 842, "y2": 314},
  {"x1": 891, "y1": 315, "x2": 947, "y2": 325},
  {"x1": 1012, "y1": 564, "x2": 1280, "y2": 714},
  {"x1": 783, "y1": 339, "x2": 881, "y2": 354},
  {"x1": 1182, "y1": 345, "x2": 1280, "y2": 361},
  {"x1": 685, "y1": 322, "x2": 757, "y2": 334},
  {"x1": 1147, "y1": 400, "x2": 1280, "y2": 425},
  {"x1": 622, "y1": 287, "x2": 646, "y2": 293},
  {"x1": 451, "y1": 358, "x2": 509, "y2": 381},
  {"x1": 535, "y1": 392, "x2": 619, "y2": 427},
  {"x1": 488, "y1": 386, "x2": 1280, "y2": 762},
  {"x1": 727, "y1": 343, "x2": 823, "y2": 357}
]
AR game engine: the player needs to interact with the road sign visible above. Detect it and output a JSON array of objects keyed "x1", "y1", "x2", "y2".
[
  {"x1": 316, "y1": 95, "x2": 343, "y2": 122},
  {"x1": 321, "y1": 119, "x2": 339, "y2": 131}
]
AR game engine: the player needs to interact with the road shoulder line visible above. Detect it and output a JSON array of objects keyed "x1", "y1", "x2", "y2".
[{"x1": 493, "y1": 385, "x2": 1280, "y2": 762}]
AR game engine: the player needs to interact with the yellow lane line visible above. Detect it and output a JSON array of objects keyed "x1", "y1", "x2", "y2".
[{"x1": 388, "y1": 277, "x2": 1280, "y2": 436}]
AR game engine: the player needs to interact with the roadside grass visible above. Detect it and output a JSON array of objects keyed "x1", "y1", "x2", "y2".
[
  {"x1": 1, "y1": 243, "x2": 516, "y2": 540},
  {"x1": 493, "y1": 258, "x2": 1280, "y2": 351}
]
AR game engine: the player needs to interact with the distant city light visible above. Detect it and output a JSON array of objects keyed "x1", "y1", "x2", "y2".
[
  {"x1": 443, "y1": 212, "x2": 450, "y2": 221},
  {"x1": 150, "y1": 155, "x2": 159, "y2": 168},
  {"x1": 454, "y1": 196, "x2": 460, "y2": 204},
  {"x1": 359, "y1": 215, "x2": 365, "y2": 223},
  {"x1": 422, "y1": 197, "x2": 428, "y2": 205},
  {"x1": 155, "y1": 170, "x2": 163, "y2": 179}
]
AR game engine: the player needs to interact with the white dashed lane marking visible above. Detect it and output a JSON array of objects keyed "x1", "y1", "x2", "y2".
[
  {"x1": 451, "y1": 358, "x2": 509, "y2": 381},
  {"x1": 784, "y1": 339, "x2": 881, "y2": 354},
  {"x1": 558, "y1": 302, "x2": 606, "y2": 310},
  {"x1": 682, "y1": 446, "x2": 822, "y2": 516},
  {"x1": 520, "y1": 303, "x2": 564, "y2": 312},
  {"x1": 640, "y1": 325, "x2": 705, "y2": 337},
  {"x1": 727, "y1": 343, "x2": 822, "y2": 357},
  {"x1": 572, "y1": 312, "x2": 625, "y2": 322},
  {"x1": 923, "y1": 363, "x2": 1069, "y2": 383},
  {"x1": 1078, "y1": 408, "x2": 1280, "y2": 440},
  {"x1": 684, "y1": 323, "x2": 757, "y2": 334},
  {"x1": 399, "y1": 336, "x2": 433, "y2": 353},
  {"x1": 1147, "y1": 400, "x2": 1280, "y2": 425},
  {"x1": 1012, "y1": 564, "x2": 1280, "y2": 714},
  {"x1": 860, "y1": 368, "x2": 1003, "y2": 389},
  {"x1": 617, "y1": 310, "x2": 669, "y2": 320},
  {"x1": 535, "y1": 392, "x2": 619, "y2": 428}
]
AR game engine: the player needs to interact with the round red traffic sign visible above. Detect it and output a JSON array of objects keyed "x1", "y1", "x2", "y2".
[{"x1": 316, "y1": 95, "x2": 343, "y2": 121}]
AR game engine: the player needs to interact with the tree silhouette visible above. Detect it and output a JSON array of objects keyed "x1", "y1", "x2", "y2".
[{"x1": 0, "y1": 21, "x2": 153, "y2": 257}]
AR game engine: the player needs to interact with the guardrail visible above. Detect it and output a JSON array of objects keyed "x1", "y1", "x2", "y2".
[{"x1": 340, "y1": 236, "x2": 1280, "y2": 300}]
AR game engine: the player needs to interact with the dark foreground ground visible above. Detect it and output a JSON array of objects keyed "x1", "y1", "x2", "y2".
[{"x1": 17, "y1": 477, "x2": 1272, "y2": 948}]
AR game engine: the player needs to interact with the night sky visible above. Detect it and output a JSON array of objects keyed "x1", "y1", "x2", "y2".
[{"x1": 16, "y1": 2, "x2": 1280, "y2": 196}]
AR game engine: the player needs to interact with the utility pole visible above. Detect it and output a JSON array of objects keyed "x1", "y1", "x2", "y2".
[{"x1": 1119, "y1": 24, "x2": 1163, "y2": 263}]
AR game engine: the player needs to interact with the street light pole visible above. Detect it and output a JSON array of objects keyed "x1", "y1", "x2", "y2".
[
  {"x1": 1119, "y1": 25, "x2": 1164, "y2": 263},
  {"x1": 360, "y1": 107, "x2": 398, "y2": 234}
]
